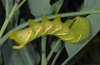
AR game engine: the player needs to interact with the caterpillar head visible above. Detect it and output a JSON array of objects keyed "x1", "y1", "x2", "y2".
[
  {"x1": 8, "y1": 28, "x2": 32, "y2": 45},
  {"x1": 66, "y1": 17, "x2": 90, "y2": 43},
  {"x1": 71, "y1": 16, "x2": 90, "y2": 41}
]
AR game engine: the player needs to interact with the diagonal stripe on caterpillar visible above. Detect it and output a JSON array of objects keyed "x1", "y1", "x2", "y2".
[{"x1": 8, "y1": 14, "x2": 90, "y2": 49}]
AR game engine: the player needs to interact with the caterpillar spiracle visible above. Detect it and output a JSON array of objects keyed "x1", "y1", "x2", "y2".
[{"x1": 8, "y1": 14, "x2": 90, "y2": 49}]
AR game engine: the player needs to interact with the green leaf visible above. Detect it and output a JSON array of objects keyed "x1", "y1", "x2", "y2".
[
  {"x1": 2, "y1": 42, "x2": 40, "y2": 65},
  {"x1": 28, "y1": 0, "x2": 52, "y2": 17},
  {"x1": 80, "y1": 0, "x2": 100, "y2": 11},
  {"x1": 62, "y1": 14, "x2": 100, "y2": 65},
  {"x1": 51, "y1": 0, "x2": 64, "y2": 14},
  {"x1": 51, "y1": 40, "x2": 61, "y2": 52}
]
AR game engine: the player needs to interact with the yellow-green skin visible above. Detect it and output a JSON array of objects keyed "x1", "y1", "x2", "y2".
[{"x1": 8, "y1": 15, "x2": 90, "y2": 49}]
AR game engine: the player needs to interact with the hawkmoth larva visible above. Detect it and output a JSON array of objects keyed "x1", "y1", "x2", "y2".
[{"x1": 8, "y1": 15, "x2": 90, "y2": 49}]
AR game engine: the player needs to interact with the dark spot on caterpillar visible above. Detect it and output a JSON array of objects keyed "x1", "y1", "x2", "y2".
[
  {"x1": 20, "y1": 36, "x2": 22, "y2": 38},
  {"x1": 65, "y1": 32, "x2": 67, "y2": 33},
  {"x1": 58, "y1": 27, "x2": 60, "y2": 29},
  {"x1": 47, "y1": 26, "x2": 50, "y2": 28},
  {"x1": 28, "y1": 32, "x2": 30, "y2": 34},
  {"x1": 37, "y1": 28, "x2": 40, "y2": 29}
]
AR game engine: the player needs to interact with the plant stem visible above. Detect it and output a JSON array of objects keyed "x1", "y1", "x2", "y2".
[
  {"x1": 51, "y1": 50, "x2": 61, "y2": 65},
  {"x1": 47, "y1": 40, "x2": 61, "y2": 62},
  {"x1": 0, "y1": 10, "x2": 100, "y2": 45},
  {"x1": 41, "y1": 36, "x2": 47, "y2": 65},
  {"x1": 51, "y1": 45, "x2": 64, "y2": 65},
  {"x1": 48, "y1": 10, "x2": 100, "y2": 19},
  {"x1": 0, "y1": 3, "x2": 18, "y2": 38},
  {"x1": 16, "y1": 0, "x2": 26, "y2": 11},
  {"x1": 6, "y1": 0, "x2": 9, "y2": 16}
]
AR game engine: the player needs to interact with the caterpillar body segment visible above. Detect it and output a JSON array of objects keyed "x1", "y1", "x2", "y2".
[
  {"x1": 58, "y1": 19, "x2": 81, "y2": 43},
  {"x1": 37, "y1": 16, "x2": 53, "y2": 37},
  {"x1": 28, "y1": 21, "x2": 42, "y2": 42},
  {"x1": 47, "y1": 14, "x2": 63, "y2": 34},
  {"x1": 56, "y1": 20, "x2": 74, "y2": 40},
  {"x1": 53, "y1": 20, "x2": 72, "y2": 35},
  {"x1": 57, "y1": 30, "x2": 74, "y2": 41}
]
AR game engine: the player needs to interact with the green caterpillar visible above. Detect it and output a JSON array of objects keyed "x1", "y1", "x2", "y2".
[{"x1": 8, "y1": 14, "x2": 90, "y2": 49}]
